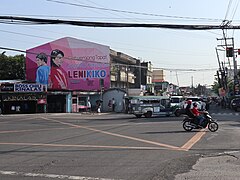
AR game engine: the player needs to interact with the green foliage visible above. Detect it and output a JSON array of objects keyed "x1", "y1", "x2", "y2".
[
  {"x1": 194, "y1": 84, "x2": 206, "y2": 96},
  {"x1": 212, "y1": 80, "x2": 220, "y2": 95},
  {"x1": 0, "y1": 54, "x2": 25, "y2": 80}
]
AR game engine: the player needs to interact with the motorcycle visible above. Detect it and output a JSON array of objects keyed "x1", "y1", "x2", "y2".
[{"x1": 182, "y1": 111, "x2": 218, "y2": 132}]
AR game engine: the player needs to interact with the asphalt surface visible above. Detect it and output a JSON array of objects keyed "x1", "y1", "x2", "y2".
[
  {"x1": 0, "y1": 104, "x2": 240, "y2": 180},
  {"x1": 175, "y1": 151, "x2": 240, "y2": 180},
  {"x1": 175, "y1": 105, "x2": 240, "y2": 180}
]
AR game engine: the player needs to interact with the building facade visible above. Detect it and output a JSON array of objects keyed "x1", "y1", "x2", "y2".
[
  {"x1": 141, "y1": 61, "x2": 153, "y2": 94},
  {"x1": 25, "y1": 37, "x2": 111, "y2": 113},
  {"x1": 110, "y1": 50, "x2": 141, "y2": 91},
  {"x1": 0, "y1": 37, "x2": 154, "y2": 114}
]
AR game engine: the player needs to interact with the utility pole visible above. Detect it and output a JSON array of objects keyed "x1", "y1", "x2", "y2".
[
  {"x1": 191, "y1": 76, "x2": 194, "y2": 94},
  {"x1": 231, "y1": 38, "x2": 239, "y2": 96},
  {"x1": 191, "y1": 76, "x2": 193, "y2": 88},
  {"x1": 216, "y1": 36, "x2": 239, "y2": 96}
]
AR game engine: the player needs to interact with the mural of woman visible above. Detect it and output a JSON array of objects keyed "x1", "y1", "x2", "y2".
[{"x1": 49, "y1": 49, "x2": 68, "y2": 89}]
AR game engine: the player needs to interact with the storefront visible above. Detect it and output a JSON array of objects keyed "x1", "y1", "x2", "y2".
[
  {"x1": 0, "y1": 83, "x2": 47, "y2": 114},
  {"x1": 71, "y1": 91, "x2": 100, "y2": 113},
  {"x1": 47, "y1": 91, "x2": 71, "y2": 113}
]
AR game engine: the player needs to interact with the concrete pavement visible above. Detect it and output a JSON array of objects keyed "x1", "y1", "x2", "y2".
[
  {"x1": 175, "y1": 104, "x2": 240, "y2": 180},
  {"x1": 175, "y1": 151, "x2": 240, "y2": 180}
]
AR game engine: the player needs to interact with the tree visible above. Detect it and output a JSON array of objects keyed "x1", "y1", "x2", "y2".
[
  {"x1": 0, "y1": 54, "x2": 25, "y2": 80},
  {"x1": 212, "y1": 76, "x2": 220, "y2": 95},
  {"x1": 194, "y1": 84, "x2": 207, "y2": 96}
]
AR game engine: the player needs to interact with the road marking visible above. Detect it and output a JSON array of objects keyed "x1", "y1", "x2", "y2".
[
  {"x1": 0, "y1": 116, "x2": 206, "y2": 152},
  {"x1": 0, "y1": 116, "x2": 37, "y2": 124},
  {"x1": 212, "y1": 112, "x2": 239, "y2": 116},
  {"x1": 0, "y1": 127, "x2": 76, "y2": 134},
  {"x1": 0, "y1": 170, "x2": 115, "y2": 180},
  {"x1": 41, "y1": 117, "x2": 183, "y2": 151},
  {"x1": 180, "y1": 129, "x2": 206, "y2": 151},
  {"x1": 0, "y1": 142, "x2": 172, "y2": 150}
]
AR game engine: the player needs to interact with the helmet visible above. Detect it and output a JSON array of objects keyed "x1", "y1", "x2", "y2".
[
  {"x1": 187, "y1": 100, "x2": 192, "y2": 104},
  {"x1": 193, "y1": 102, "x2": 198, "y2": 107}
]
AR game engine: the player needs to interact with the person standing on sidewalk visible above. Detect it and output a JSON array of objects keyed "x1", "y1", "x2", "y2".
[
  {"x1": 87, "y1": 99, "x2": 91, "y2": 113},
  {"x1": 112, "y1": 98, "x2": 116, "y2": 112}
]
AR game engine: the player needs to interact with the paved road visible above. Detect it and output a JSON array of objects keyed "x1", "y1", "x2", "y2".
[
  {"x1": 0, "y1": 105, "x2": 239, "y2": 180},
  {"x1": 176, "y1": 105, "x2": 240, "y2": 180}
]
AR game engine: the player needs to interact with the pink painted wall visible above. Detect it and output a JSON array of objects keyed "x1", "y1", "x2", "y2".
[{"x1": 26, "y1": 37, "x2": 110, "y2": 91}]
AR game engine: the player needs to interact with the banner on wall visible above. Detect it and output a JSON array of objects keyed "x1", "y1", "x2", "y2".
[{"x1": 26, "y1": 37, "x2": 110, "y2": 91}]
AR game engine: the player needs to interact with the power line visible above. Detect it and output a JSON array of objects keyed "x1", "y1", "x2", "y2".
[
  {"x1": 0, "y1": 26, "x2": 215, "y2": 59},
  {"x1": 0, "y1": 29, "x2": 52, "y2": 40},
  {"x1": 0, "y1": 46, "x2": 217, "y2": 72},
  {"x1": 225, "y1": 0, "x2": 233, "y2": 20},
  {"x1": 0, "y1": 16, "x2": 239, "y2": 30},
  {"x1": 46, "y1": 0, "x2": 223, "y2": 22},
  {"x1": 153, "y1": 67, "x2": 217, "y2": 72},
  {"x1": 0, "y1": 13, "x2": 227, "y2": 23},
  {"x1": 73, "y1": 0, "x2": 141, "y2": 22}
]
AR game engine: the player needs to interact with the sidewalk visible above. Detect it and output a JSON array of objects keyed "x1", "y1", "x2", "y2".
[
  {"x1": 175, "y1": 151, "x2": 240, "y2": 180},
  {"x1": 175, "y1": 104, "x2": 240, "y2": 179},
  {"x1": 208, "y1": 104, "x2": 237, "y2": 114}
]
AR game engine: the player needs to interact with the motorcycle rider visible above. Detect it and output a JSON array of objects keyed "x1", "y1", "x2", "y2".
[
  {"x1": 185, "y1": 100, "x2": 195, "y2": 118},
  {"x1": 192, "y1": 102, "x2": 205, "y2": 127},
  {"x1": 185, "y1": 100, "x2": 203, "y2": 127}
]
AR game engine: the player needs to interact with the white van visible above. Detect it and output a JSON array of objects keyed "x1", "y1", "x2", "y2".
[{"x1": 170, "y1": 96, "x2": 184, "y2": 108}]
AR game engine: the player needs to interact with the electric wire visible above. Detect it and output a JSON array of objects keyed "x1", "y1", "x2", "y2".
[
  {"x1": 0, "y1": 16, "x2": 239, "y2": 30},
  {"x1": 46, "y1": 0, "x2": 223, "y2": 22},
  {"x1": 0, "y1": 46, "x2": 217, "y2": 72},
  {"x1": 73, "y1": 0, "x2": 141, "y2": 22},
  {"x1": 225, "y1": 0, "x2": 233, "y2": 20}
]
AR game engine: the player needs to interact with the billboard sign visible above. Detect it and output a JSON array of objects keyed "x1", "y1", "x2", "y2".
[{"x1": 26, "y1": 37, "x2": 110, "y2": 91}]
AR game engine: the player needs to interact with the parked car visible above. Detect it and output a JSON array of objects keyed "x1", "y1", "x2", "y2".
[
  {"x1": 170, "y1": 96, "x2": 185, "y2": 108},
  {"x1": 230, "y1": 98, "x2": 240, "y2": 111}
]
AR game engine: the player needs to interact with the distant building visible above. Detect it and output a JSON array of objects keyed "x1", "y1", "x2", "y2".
[
  {"x1": 110, "y1": 50, "x2": 140, "y2": 91},
  {"x1": 141, "y1": 61, "x2": 153, "y2": 94},
  {"x1": 152, "y1": 69, "x2": 167, "y2": 95},
  {"x1": 152, "y1": 69, "x2": 165, "y2": 82}
]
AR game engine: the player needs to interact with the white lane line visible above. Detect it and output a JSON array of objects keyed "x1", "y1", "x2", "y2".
[
  {"x1": 211, "y1": 113, "x2": 239, "y2": 116},
  {"x1": 0, "y1": 170, "x2": 116, "y2": 180}
]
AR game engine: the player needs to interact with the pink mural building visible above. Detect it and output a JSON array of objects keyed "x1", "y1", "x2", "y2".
[{"x1": 26, "y1": 37, "x2": 110, "y2": 91}]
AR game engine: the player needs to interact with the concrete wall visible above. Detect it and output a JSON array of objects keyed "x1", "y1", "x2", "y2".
[{"x1": 102, "y1": 89, "x2": 126, "y2": 112}]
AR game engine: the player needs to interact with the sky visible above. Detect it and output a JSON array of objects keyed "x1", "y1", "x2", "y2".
[{"x1": 0, "y1": 0, "x2": 240, "y2": 87}]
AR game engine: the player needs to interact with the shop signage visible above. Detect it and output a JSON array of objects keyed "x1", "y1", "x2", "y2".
[
  {"x1": 0, "y1": 84, "x2": 14, "y2": 92},
  {"x1": 14, "y1": 84, "x2": 46, "y2": 92},
  {"x1": 37, "y1": 98, "x2": 47, "y2": 104},
  {"x1": 2, "y1": 94, "x2": 46, "y2": 101}
]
